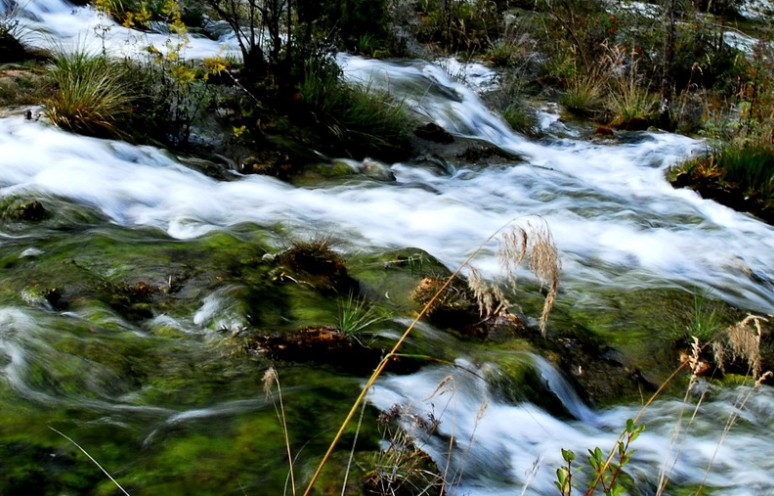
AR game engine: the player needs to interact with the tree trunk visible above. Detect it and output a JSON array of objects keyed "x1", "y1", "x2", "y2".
[{"x1": 660, "y1": 0, "x2": 676, "y2": 129}]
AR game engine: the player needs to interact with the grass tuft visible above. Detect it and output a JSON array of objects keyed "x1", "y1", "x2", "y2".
[
  {"x1": 715, "y1": 145, "x2": 774, "y2": 200},
  {"x1": 298, "y1": 58, "x2": 414, "y2": 158},
  {"x1": 670, "y1": 144, "x2": 774, "y2": 223},
  {"x1": 337, "y1": 293, "x2": 391, "y2": 337},
  {"x1": 45, "y1": 48, "x2": 131, "y2": 138}
]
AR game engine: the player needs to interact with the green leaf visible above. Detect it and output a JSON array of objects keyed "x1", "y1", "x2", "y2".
[
  {"x1": 556, "y1": 467, "x2": 567, "y2": 485},
  {"x1": 590, "y1": 447, "x2": 604, "y2": 461},
  {"x1": 555, "y1": 467, "x2": 571, "y2": 495}
]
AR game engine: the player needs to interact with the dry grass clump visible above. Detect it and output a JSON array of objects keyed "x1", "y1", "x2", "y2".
[
  {"x1": 304, "y1": 220, "x2": 560, "y2": 493},
  {"x1": 724, "y1": 314, "x2": 768, "y2": 380},
  {"x1": 685, "y1": 312, "x2": 772, "y2": 382}
]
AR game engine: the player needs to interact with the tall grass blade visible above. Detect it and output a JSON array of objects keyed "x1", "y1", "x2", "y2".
[{"x1": 49, "y1": 426, "x2": 131, "y2": 496}]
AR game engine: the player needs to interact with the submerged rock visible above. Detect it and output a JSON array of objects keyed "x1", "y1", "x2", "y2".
[
  {"x1": 414, "y1": 122, "x2": 455, "y2": 143},
  {"x1": 277, "y1": 240, "x2": 359, "y2": 295},
  {"x1": 245, "y1": 325, "x2": 422, "y2": 374}
]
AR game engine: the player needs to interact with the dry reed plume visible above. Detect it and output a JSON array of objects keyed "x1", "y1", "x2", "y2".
[{"x1": 469, "y1": 220, "x2": 561, "y2": 337}]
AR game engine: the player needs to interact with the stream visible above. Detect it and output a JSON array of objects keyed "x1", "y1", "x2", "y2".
[{"x1": 2, "y1": 0, "x2": 774, "y2": 494}]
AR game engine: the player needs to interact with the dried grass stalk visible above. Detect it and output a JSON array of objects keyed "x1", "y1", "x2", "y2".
[
  {"x1": 711, "y1": 340, "x2": 726, "y2": 373},
  {"x1": 526, "y1": 222, "x2": 561, "y2": 336}
]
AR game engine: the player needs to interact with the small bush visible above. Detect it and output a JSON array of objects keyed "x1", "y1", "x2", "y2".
[
  {"x1": 0, "y1": 11, "x2": 30, "y2": 63},
  {"x1": 415, "y1": 0, "x2": 500, "y2": 53},
  {"x1": 606, "y1": 80, "x2": 659, "y2": 129},
  {"x1": 503, "y1": 101, "x2": 539, "y2": 136},
  {"x1": 95, "y1": 0, "x2": 167, "y2": 29},
  {"x1": 560, "y1": 74, "x2": 606, "y2": 117}
]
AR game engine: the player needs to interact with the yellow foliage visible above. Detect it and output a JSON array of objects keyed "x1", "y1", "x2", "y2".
[
  {"x1": 122, "y1": 11, "x2": 134, "y2": 28},
  {"x1": 171, "y1": 64, "x2": 197, "y2": 85},
  {"x1": 204, "y1": 57, "x2": 228, "y2": 75}
]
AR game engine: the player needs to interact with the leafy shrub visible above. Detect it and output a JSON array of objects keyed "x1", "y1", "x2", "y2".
[
  {"x1": 321, "y1": 0, "x2": 393, "y2": 53},
  {"x1": 556, "y1": 419, "x2": 645, "y2": 496},
  {"x1": 109, "y1": 0, "x2": 226, "y2": 147},
  {"x1": 670, "y1": 23, "x2": 746, "y2": 95},
  {"x1": 536, "y1": 0, "x2": 614, "y2": 72},
  {"x1": 95, "y1": 0, "x2": 167, "y2": 29}
]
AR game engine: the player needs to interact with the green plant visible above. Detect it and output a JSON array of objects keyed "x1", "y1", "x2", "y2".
[
  {"x1": 337, "y1": 293, "x2": 390, "y2": 337},
  {"x1": 555, "y1": 46, "x2": 612, "y2": 117},
  {"x1": 537, "y1": 0, "x2": 613, "y2": 73},
  {"x1": 714, "y1": 145, "x2": 774, "y2": 200},
  {"x1": 107, "y1": 0, "x2": 226, "y2": 147},
  {"x1": 677, "y1": 296, "x2": 726, "y2": 344},
  {"x1": 503, "y1": 101, "x2": 539, "y2": 136},
  {"x1": 0, "y1": 7, "x2": 32, "y2": 63},
  {"x1": 605, "y1": 48, "x2": 659, "y2": 129},
  {"x1": 560, "y1": 75, "x2": 605, "y2": 116},
  {"x1": 96, "y1": 0, "x2": 159, "y2": 29},
  {"x1": 669, "y1": 144, "x2": 774, "y2": 223},
  {"x1": 45, "y1": 48, "x2": 131, "y2": 138},
  {"x1": 556, "y1": 419, "x2": 644, "y2": 496}
]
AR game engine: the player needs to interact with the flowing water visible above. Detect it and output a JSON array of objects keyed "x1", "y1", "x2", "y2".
[{"x1": 2, "y1": 0, "x2": 774, "y2": 494}]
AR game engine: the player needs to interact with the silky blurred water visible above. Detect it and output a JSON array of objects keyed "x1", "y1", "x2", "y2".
[{"x1": 1, "y1": 0, "x2": 774, "y2": 493}]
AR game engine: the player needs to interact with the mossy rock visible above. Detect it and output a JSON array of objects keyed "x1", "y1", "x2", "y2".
[
  {"x1": 0, "y1": 194, "x2": 108, "y2": 231},
  {"x1": 350, "y1": 248, "x2": 454, "y2": 308},
  {"x1": 0, "y1": 198, "x2": 49, "y2": 222}
]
